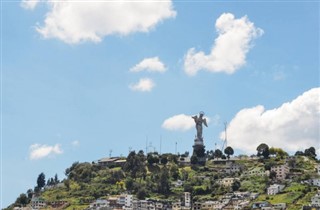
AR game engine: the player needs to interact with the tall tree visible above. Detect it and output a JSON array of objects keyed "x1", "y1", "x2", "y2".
[
  {"x1": 158, "y1": 167, "x2": 170, "y2": 195},
  {"x1": 224, "y1": 146, "x2": 234, "y2": 159},
  {"x1": 257, "y1": 143, "x2": 270, "y2": 159},
  {"x1": 15, "y1": 194, "x2": 28, "y2": 206},
  {"x1": 54, "y1": 173, "x2": 59, "y2": 184},
  {"x1": 37, "y1": 172, "x2": 46, "y2": 189},
  {"x1": 214, "y1": 149, "x2": 223, "y2": 159}
]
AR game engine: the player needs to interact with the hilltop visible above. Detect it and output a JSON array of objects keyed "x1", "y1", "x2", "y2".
[{"x1": 6, "y1": 146, "x2": 320, "y2": 210}]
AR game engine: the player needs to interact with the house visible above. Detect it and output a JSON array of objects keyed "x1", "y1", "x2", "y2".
[
  {"x1": 89, "y1": 199, "x2": 109, "y2": 209},
  {"x1": 317, "y1": 163, "x2": 320, "y2": 175},
  {"x1": 30, "y1": 197, "x2": 46, "y2": 209},
  {"x1": 252, "y1": 201, "x2": 272, "y2": 209},
  {"x1": 271, "y1": 164, "x2": 289, "y2": 180},
  {"x1": 218, "y1": 178, "x2": 239, "y2": 187},
  {"x1": 272, "y1": 203, "x2": 286, "y2": 209},
  {"x1": 267, "y1": 184, "x2": 285, "y2": 195},
  {"x1": 312, "y1": 179, "x2": 320, "y2": 187},
  {"x1": 97, "y1": 157, "x2": 126, "y2": 168},
  {"x1": 243, "y1": 167, "x2": 269, "y2": 177},
  {"x1": 224, "y1": 162, "x2": 243, "y2": 174},
  {"x1": 178, "y1": 157, "x2": 191, "y2": 166},
  {"x1": 311, "y1": 191, "x2": 320, "y2": 207}
]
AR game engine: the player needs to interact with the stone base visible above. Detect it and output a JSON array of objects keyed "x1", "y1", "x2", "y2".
[{"x1": 192, "y1": 143, "x2": 206, "y2": 165}]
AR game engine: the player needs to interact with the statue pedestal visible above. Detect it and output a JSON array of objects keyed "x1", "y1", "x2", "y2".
[{"x1": 192, "y1": 138, "x2": 206, "y2": 165}]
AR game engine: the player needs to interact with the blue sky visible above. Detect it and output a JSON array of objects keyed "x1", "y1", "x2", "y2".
[{"x1": 1, "y1": 1, "x2": 319, "y2": 207}]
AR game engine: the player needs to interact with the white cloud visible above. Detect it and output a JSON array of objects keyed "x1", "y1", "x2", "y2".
[
  {"x1": 220, "y1": 88, "x2": 320, "y2": 155},
  {"x1": 22, "y1": 0, "x2": 176, "y2": 44},
  {"x1": 162, "y1": 114, "x2": 211, "y2": 131},
  {"x1": 21, "y1": 0, "x2": 40, "y2": 10},
  {"x1": 130, "y1": 57, "x2": 167, "y2": 73},
  {"x1": 129, "y1": 78, "x2": 155, "y2": 92},
  {"x1": 162, "y1": 114, "x2": 195, "y2": 131},
  {"x1": 29, "y1": 143, "x2": 63, "y2": 160},
  {"x1": 184, "y1": 13, "x2": 263, "y2": 76}
]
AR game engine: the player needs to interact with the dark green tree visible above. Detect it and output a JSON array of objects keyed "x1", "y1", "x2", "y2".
[
  {"x1": 214, "y1": 149, "x2": 223, "y2": 159},
  {"x1": 158, "y1": 167, "x2": 170, "y2": 195},
  {"x1": 305, "y1": 147, "x2": 317, "y2": 159},
  {"x1": 37, "y1": 172, "x2": 46, "y2": 189},
  {"x1": 147, "y1": 152, "x2": 159, "y2": 165},
  {"x1": 160, "y1": 155, "x2": 168, "y2": 165},
  {"x1": 26, "y1": 189, "x2": 33, "y2": 200},
  {"x1": 54, "y1": 173, "x2": 59, "y2": 184},
  {"x1": 231, "y1": 180, "x2": 241, "y2": 192},
  {"x1": 224, "y1": 146, "x2": 234, "y2": 159},
  {"x1": 15, "y1": 194, "x2": 28, "y2": 206},
  {"x1": 257, "y1": 143, "x2": 270, "y2": 159}
]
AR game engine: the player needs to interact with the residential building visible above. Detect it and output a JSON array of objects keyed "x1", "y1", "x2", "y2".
[
  {"x1": 218, "y1": 178, "x2": 239, "y2": 187},
  {"x1": 30, "y1": 197, "x2": 46, "y2": 209},
  {"x1": 271, "y1": 164, "x2": 289, "y2": 180},
  {"x1": 312, "y1": 179, "x2": 320, "y2": 187},
  {"x1": 311, "y1": 191, "x2": 320, "y2": 207},
  {"x1": 98, "y1": 157, "x2": 126, "y2": 168},
  {"x1": 243, "y1": 167, "x2": 269, "y2": 177},
  {"x1": 224, "y1": 162, "x2": 243, "y2": 174},
  {"x1": 267, "y1": 184, "x2": 285, "y2": 195},
  {"x1": 89, "y1": 199, "x2": 109, "y2": 209},
  {"x1": 184, "y1": 192, "x2": 191, "y2": 208}
]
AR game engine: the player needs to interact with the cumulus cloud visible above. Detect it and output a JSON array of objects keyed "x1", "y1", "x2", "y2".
[
  {"x1": 29, "y1": 144, "x2": 63, "y2": 160},
  {"x1": 162, "y1": 114, "x2": 211, "y2": 131},
  {"x1": 129, "y1": 78, "x2": 155, "y2": 92},
  {"x1": 22, "y1": 0, "x2": 176, "y2": 44},
  {"x1": 184, "y1": 13, "x2": 263, "y2": 76},
  {"x1": 130, "y1": 57, "x2": 167, "y2": 73},
  {"x1": 220, "y1": 88, "x2": 320, "y2": 155},
  {"x1": 162, "y1": 114, "x2": 194, "y2": 131}
]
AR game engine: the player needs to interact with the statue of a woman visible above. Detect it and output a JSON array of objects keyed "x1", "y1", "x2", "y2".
[{"x1": 192, "y1": 111, "x2": 208, "y2": 140}]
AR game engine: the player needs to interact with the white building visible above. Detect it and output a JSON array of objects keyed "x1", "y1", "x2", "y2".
[
  {"x1": 267, "y1": 184, "x2": 285, "y2": 195},
  {"x1": 311, "y1": 191, "x2": 320, "y2": 207},
  {"x1": 30, "y1": 197, "x2": 46, "y2": 209},
  {"x1": 312, "y1": 179, "x2": 320, "y2": 187},
  {"x1": 89, "y1": 199, "x2": 109, "y2": 209},
  {"x1": 184, "y1": 192, "x2": 191, "y2": 207}
]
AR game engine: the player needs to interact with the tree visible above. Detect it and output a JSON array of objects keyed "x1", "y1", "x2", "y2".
[
  {"x1": 214, "y1": 149, "x2": 223, "y2": 159},
  {"x1": 231, "y1": 180, "x2": 241, "y2": 191},
  {"x1": 37, "y1": 172, "x2": 46, "y2": 189},
  {"x1": 269, "y1": 171, "x2": 277, "y2": 180},
  {"x1": 305, "y1": 147, "x2": 317, "y2": 159},
  {"x1": 147, "y1": 152, "x2": 159, "y2": 165},
  {"x1": 160, "y1": 155, "x2": 168, "y2": 165},
  {"x1": 54, "y1": 173, "x2": 59, "y2": 184},
  {"x1": 224, "y1": 146, "x2": 234, "y2": 159},
  {"x1": 158, "y1": 167, "x2": 170, "y2": 194},
  {"x1": 257, "y1": 143, "x2": 270, "y2": 159},
  {"x1": 15, "y1": 194, "x2": 28, "y2": 206},
  {"x1": 26, "y1": 189, "x2": 33, "y2": 200}
]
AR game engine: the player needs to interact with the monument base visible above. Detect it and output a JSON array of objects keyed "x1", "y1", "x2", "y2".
[{"x1": 192, "y1": 138, "x2": 206, "y2": 165}]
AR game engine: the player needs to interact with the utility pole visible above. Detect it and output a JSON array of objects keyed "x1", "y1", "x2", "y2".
[
  {"x1": 224, "y1": 122, "x2": 228, "y2": 148},
  {"x1": 160, "y1": 135, "x2": 162, "y2": 155},
  {"x1": 175, "y1": 142, "x2": 177, "y2": 155}
]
